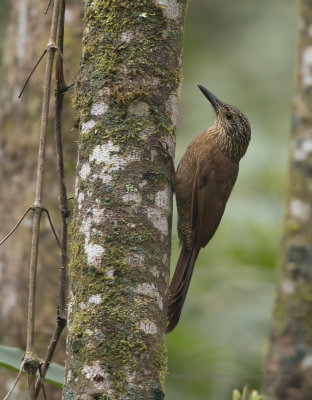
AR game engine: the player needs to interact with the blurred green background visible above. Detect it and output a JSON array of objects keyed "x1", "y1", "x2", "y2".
[{"x1": 166, "y1": 0, "x2": 297, "y2": 398}]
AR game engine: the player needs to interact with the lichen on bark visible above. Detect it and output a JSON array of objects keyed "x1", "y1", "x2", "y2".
[
  {"x1": 264, "y1": 2, "x2": 312, "y2": 399},
  {"x1": 63, "y1": 1, "x2": 188, "y2": 399}
]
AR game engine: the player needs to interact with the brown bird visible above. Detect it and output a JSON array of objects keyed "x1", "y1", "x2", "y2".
[{"x1": 167, "y1": 84, "x2": 251, "y2": 333}]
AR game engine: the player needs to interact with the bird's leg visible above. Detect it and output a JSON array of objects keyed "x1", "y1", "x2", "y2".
[
  {"x1": 152, "y1": 138, "x2": 175, "y2": 191},
  {"x1": 152, "y1": 139, "x2": 175, "y2": 175}
]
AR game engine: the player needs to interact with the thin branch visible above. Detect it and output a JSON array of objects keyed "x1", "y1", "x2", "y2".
[
  {"x1": 38, "y1": 364, "x2": 47, "y2": 400},
  {"x1": 35, "y1": 312, "x2": 66, "y2": 397},
  {"x1": 35, "y1": 0, "x2": 69, "y2": 396},
  {"x1": 17, "y1": 45, "x2": 74, "y2": 100},
  {"x1": 53, "y1": 0, "x2": 70, "y2": 320},
  {"x1": 42, "y1": 207, "x2": 68, "y2": 261},
  {"x1": 0, "y1": 207, "x2": 32, "y2": 246},
  {"x1": 2, "y1": 360, "x2": 25, "y2": 400},
  {"x1": 56, "y1": 46, "x2": 75, "y2": 83},
  {"x1": 26, "y1": 209, "x2": 42, "y2": 400},
  {"x1": 25, "y1": 0, "x2": 62, "y2": 398},
  {"x1": 44, "y1": 0, "x2": 52, "y2": 14},
  {"x1": 18, "y1": 49, "x2": 47, "y2": 98}
]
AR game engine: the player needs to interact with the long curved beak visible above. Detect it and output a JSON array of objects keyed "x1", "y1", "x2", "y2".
[{"x1": 197, "y1": 84, "x2": 220, "y2": 114}]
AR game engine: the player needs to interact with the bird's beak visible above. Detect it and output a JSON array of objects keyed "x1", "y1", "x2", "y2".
[{"x1": 197, "y1": 84, "x2": 220, "y2": 114}]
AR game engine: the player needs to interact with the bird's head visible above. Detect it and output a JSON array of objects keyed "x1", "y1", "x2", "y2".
[{"x1": 197, "y1": 84, "x2": 251, "y2": 162}]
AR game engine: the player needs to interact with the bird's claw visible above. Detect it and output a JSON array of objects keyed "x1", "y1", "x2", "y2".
[{"x1": 151, "y1": 138, "x2": 175, "y2": 191}]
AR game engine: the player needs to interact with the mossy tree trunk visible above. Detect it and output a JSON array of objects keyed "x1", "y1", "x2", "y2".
[
  {"x1": 264, "y1": 2, "x2": 312, "y2": 399},
  {"x1": 63, "y1": 1, "x2": 188, "y2": 398}
]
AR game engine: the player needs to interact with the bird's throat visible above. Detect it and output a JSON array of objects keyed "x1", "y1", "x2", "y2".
[{"x1": 216, "y1": 131, "x2": 248, "y2": 162}]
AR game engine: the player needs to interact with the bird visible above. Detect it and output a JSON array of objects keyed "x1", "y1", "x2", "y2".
[{"x1": 166, "y1": 84, "x2": 251, "y2": 333}]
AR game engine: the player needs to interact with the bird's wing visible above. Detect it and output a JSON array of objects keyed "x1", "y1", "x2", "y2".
[{"x1": 191, "y1": 156, "x2": 236, "y2": 248}]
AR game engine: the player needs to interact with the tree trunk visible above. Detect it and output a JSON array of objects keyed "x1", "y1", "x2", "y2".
[
  {"x1": 264, "y1": 2, "x2": 312, "y2": 399},
  {"x1": 63, "y1": 1, "x2": 188, "y2": 398}
]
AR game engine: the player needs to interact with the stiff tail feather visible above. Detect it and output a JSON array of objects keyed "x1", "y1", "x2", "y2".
[{"x1": 167, "y1": 244, "x2": 199, "y2": 333}]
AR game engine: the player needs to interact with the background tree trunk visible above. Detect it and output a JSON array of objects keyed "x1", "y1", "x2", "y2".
[
  {"x1": 0, "y1": 0, "x2": 82, "y2": 397},
  {"x1": 63, "y1": 1, "x2": 188, "y2": 398},
  {"x1": 264, "y1": 1, "x2": 312, "y2": 399}
]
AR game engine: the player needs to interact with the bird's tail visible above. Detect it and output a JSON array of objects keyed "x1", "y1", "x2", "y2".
[{"x1": 167, "y1": 244, "x2": 199, "y2": 333}]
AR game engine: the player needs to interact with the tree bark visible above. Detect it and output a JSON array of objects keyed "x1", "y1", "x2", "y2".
[
  {"x1": 63, "y1": 1, "x2": 188, "y2": 398},
  {"x1": 264, "y1": 2, "x2": 312, "y2": 399}
]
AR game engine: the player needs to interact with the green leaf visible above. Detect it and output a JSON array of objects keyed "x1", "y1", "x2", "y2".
[
  {"x1": 0, "y1": 345, "x2": 64, "y2": 388},
  {"x1": 232, "y1": 386, "x2": 264, "y2": 400},
  {"x1": 232, "y1": 389, "x2": 242, "y2": 400}
]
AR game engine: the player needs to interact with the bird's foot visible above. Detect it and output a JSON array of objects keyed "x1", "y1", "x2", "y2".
[{"x1": 151, "y1": 138, "x2": 175, "y2": 191}]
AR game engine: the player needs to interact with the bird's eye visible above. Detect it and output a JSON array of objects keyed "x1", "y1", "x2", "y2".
[{"x1": 226, "y1": 113, "x2": 233, "y2": 120}]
